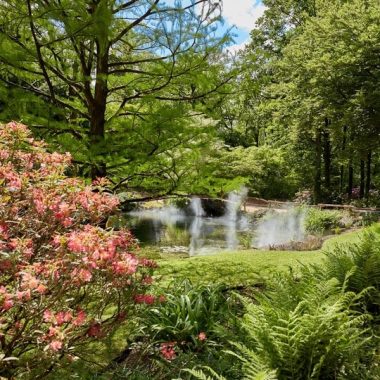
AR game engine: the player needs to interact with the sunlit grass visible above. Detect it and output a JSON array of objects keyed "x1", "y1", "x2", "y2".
[{"x1": 156, "y1": 229, "x2": 365, "y2": 286}]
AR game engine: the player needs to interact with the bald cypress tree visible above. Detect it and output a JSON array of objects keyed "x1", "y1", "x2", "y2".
[{"x1": 0, "y1": 0, "x2": 231, "y2": 178}]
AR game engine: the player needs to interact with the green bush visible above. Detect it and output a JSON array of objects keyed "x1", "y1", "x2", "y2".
[
  {"x1": 304, "y1": 208, "x2": 342, "y2": 234},
  {"x1": 189, "y1": 271, "x2": 377, "y2": 380},
  {"x1": 141, "y1": 280, "x2": 235, "y2": 348}
]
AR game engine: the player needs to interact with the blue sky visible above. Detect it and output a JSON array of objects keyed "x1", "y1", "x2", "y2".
[
  {"x1": 221, "y1": 0, "x2": 265, "y2": 52},
  {"x1": 164, "y1": 0, "x2": 265, "y2": 53}
]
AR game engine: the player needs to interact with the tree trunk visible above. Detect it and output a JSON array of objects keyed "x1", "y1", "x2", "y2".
[
  {"x1": 347, "y1": 160, "x2": 353, "y2": 199},
  {"x1": 365, "y1": 151, "x2": 372, "y2": 199},
  {"x1": 314, "y1": 126, "x2": 322, "y2": 203},
  {"x1": 323, "y1": 119, "x2": 331, "y2": 191},
  {"x1": 340, "y1": 125, "x2": 347, "y2": 193},
  {"x1": 360, "y1": 159, "x2": 365, "y2": 198},
  {"x1": 89, "y1": 48, "x2": 109, "y2": 179}
]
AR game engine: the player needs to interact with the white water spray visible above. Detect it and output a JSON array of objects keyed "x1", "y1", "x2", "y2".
[
  {"x1": 189, "y1": 197, "x2": 205, "y2": 255},
  {"x1": 129, "y1": 205, "x2": 185, "y2": 224},
  {"x1": 224, "y1": 188, "x2": 248, "y2": 249},
  {"x1": 253, "y1": 208, "x2": 306, "y2": 248},
  {"x1": 190, "y1": 197, "x2": 205, "y2": 217}
]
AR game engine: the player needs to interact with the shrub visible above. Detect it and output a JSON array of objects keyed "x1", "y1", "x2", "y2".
[
  {"x1": 0, "y1": 122, "x2": 155, "y2": 378},
  {"x1": 304, "y1": 208, "x2": 342, "y2": 234},
  {"x1": 236, "y1": 274, "x2": 373, "y2": 380}
]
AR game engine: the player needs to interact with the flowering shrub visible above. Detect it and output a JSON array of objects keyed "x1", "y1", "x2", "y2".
[{"x1": 0, "y1": 122, "x2": 155, "y2": 377}]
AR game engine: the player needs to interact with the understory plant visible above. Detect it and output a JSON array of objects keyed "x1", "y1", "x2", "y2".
[
  {"x1": 320, "y1": 225, "x2": 380, "y2": 325},
  {"x1": 188, "y1": 227, "x2": 380, "y2": 380},
  {"x1": 189, "y1": 273, "x2": 376, "y2": 380},
  {"x1": 304, "y1": 208, "x2": 342, "y2": 234},
  {"x1": 105, "y1": 280, "x2": 241, "y2": 379},
  {"x1": 0, "y1": 122, "x2": 156, "y2": 378}
]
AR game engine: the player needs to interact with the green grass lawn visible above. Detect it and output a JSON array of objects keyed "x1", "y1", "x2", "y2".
[{"x1": 155, "y1": 229, "x2": 365, "y2": 286}]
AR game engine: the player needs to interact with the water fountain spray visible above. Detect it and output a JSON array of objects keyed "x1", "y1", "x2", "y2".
[
  {"x1": 189, "y1": 197, "x2": 205, "y2": 255},
  {"x1": 225, "y1": 187, "x2": 248, "y2": 249}
]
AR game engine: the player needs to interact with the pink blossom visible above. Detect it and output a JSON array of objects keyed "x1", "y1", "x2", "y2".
[
  {"x1": 198, "y1": 332, "x2": 207, "y2": 341},
  {"x1": 67, "y1": 233, "x2": 85, "y2": 253},
  {"x1": 48, "y1": 326, "x2": 58, "y2": 337},
  {"x1": 43, "y1": 310, "x2": 54, "y2": 323},
  {"x1": 16, "y1": 290, "x2": 31, "y2": 301},
  {"x1": 55, "y1": 311, "x2": 72, "y2": 325},
  {"x1": 87, "y1": 322, "x2": 102, "y2": 337},
  {"x1": 139, "y1": 258, "x2": 158, "y2": 268},
  {"x1": 20, "y1": 273, "x2": 39, "y2": 290},
  {"x1": 2, "y1": 299, "x2": 13, "y2": 311},
  {"x1": 62, "y1": 217, "x2": 73, "y2": 227},
  {"x1": 0, "y1": 122, "x2": 155, "y2": 364},
  {"x1": 160, "y1": 342, "x2": 176, "y2": 360},
  {"x1": 36, "y1": 284, "x2": 47, "y2": 294},
  {"x1": 8, "y1": 239, "x2": 18, "y2": 250},
  {"x1": 0, "y1": 260, "x2": 12, "y2": 272},
  {"x1": 142, "y1": 276, "x2": 153, "y2": 285},
  {"x1": 73, "y1": 310, "x2": 87, "y2": 326},
  {"x1": 0, "y1": 222, "x2": 9, "y2": 239},
  {"x1": 78, "y1": 269, "x2": 92, "y2": 282},
  {"x1": 14, "y1": 321, "x2": 22, "y2": 330},
  {"x1": 49, "y1": 340, "x2": 63, "y2": 352},
  {"x1": 134, "y1": 294, "x2": 156, "y2": 305}
]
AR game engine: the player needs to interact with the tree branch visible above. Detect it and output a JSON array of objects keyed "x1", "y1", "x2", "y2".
[{"x1": 26, "y1": 0, "x2": 57, "y2": 104}]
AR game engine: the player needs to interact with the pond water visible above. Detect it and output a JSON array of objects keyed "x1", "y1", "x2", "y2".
[
  {"x1": 110, "y1": 195, "x2": 307, "y2": 256},
  {"x1": 121, "y1": 207, "x2": 254, "y2": 256}
]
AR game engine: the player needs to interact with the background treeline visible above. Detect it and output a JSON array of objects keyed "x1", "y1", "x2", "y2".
[
  {"x1": 1, "y1": 0, "x2": 380, "y2": 204},
  {"x1": 216, "y1": 0, "x2": 380, "y2": 204}
]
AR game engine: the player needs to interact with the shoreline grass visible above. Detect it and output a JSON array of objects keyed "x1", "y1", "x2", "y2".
[{"x1": 155, "y1": 229, "x2": 365, "y2": 285}]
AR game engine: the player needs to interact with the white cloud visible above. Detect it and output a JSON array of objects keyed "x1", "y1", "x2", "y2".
[
  {"x1": 222, "y1": 0, "x2": 266, "y2": 31},
  {"x1": 226, "y1": 40, "x2": 249, "y2": 54}
]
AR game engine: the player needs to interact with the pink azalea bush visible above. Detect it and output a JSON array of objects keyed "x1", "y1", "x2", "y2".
[{"x1": 0, "y1": 122, "x2": 156, "y2": 377}]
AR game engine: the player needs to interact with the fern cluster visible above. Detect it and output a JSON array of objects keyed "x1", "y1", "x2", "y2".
[{"x1": 188, "y1": 226, "x2": 380, "y2": 380}]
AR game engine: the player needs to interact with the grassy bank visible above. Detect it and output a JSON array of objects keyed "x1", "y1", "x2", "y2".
[{"x1": 156, "y1": 229, "x2": 365, "y2": 286}]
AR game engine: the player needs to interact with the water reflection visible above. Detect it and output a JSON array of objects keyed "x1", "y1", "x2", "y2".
[
  {"x1": 126, "y1": 212, "x2": 253, "y2": 256},
  {"x1": 123, "y1": 194, "x2": 252, "y2": 256}
]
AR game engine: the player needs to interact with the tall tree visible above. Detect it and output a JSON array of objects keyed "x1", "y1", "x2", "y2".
[{"x1": 0, "y1": 0, "x2": 231, "y2": 178}]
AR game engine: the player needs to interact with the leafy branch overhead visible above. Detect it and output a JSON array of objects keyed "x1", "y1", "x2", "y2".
[{"x1": 0, "y1": 0, "x2": 233, "y2": 178}]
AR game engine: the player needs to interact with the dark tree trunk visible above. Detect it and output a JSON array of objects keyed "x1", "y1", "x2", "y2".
[
  {"x1": 340, "y1": 125, "x2": 347, "y2": 193},
  {"x1": 365, "y1": 151, "x2": 372, "y2": 199},
  {"x1": 314, "y1": 126, "x2": 322, "y2": 203},
  {"x1": 89, "y1": 48, "x2": 109, "y2": 179},
  {"x1": 347, "y1": 160, "x2": 354, "y2": 199},
  {"x1": 360, "y1": 159, "x2": 365, "y2": 198},
  {"x1": 323, "y1": 119, "x2": 331, "y2": 191}
]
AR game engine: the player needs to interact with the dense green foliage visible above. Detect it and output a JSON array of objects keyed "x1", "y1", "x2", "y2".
[
  {"x1": 215, "y1": 0, "x2": 380, "y2": 202},
  {"x1": 187, "y1": 226, "x2": 380, "y2": 380},
  {"x1": 304, "y1": 208, "x2": 343, "y2": 234},
  {"x1": 1, "y1": 0, "x2": 379, "y2": 202},
  {"x1": 0, "y1": 0, "x2": 235, "y2": 196}
]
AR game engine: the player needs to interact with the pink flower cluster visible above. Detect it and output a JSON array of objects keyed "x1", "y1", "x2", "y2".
[
  {"x1": 160, "y1": 342, "x2": 176, "y2": 360},
  {"x1": 0, "y1": 122, "x2": 156, "y2": 365},
  {"x1": 134, "y1": 293, "x2": 166, "y2": 305}
]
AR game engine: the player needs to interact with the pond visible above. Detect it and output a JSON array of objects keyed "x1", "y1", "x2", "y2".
[
  {"x1": 111, "y1": 195, "x2": 307, "y2": 256},
  {"x1": 116, "y1": 199, "x2": 254, "y2": 256}
]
